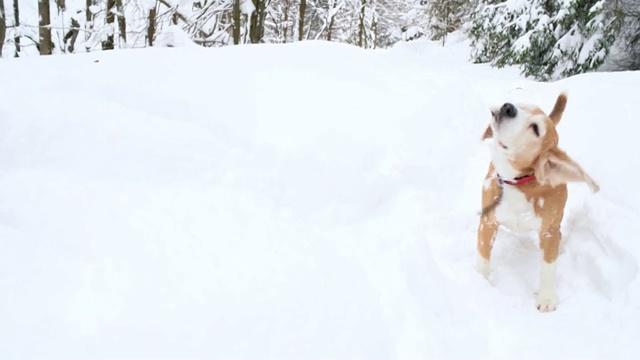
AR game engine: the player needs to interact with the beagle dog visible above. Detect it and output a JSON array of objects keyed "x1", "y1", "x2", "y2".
[{"x1": 476, "y1": 93, "x2": 599, "y2": 312}]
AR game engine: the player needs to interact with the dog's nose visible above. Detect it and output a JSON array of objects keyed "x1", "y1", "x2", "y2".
[{"x1": 500, "y1": 103, "x2": 517, "y2": 118}]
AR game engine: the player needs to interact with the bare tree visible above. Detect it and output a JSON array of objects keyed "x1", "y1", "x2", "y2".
[
  {"x1": 116, "y1": 0, "x2": 126, "y2": 46},
  {"x1": 86, "y1": 0, "x2": 92, "y2": 27},
  {"x1": 0, "y1": 0, "x2": 5, "y2": 58},
  {"x1": 266, "y1": 0, "x2": 293, "y2": 43},
  {"x1": 283, "y1": 0, "x2": 291, "y2": 42},
  {"x1": 159, "y1": 0, "x2": 213, "y2": 43},
  {"x1": 63, "y1": 18, "x2": 80, "y2": 53},
  {"x1": 85, "y1": 0, "x2": 93, "y2": 48},
  {"x1": 148, "y1": 3, "x2": 157, "y2": 46},
  {"x1": 250, "y1": 0, "x2": 267, "y2": 43},
  {"x1": 13, "y1": 0, "x2": 19, "y2": 56},
  {"x1": 233, "y1": 0, "x2": 241, "y2": 44},
  {"x1": 358, "y1": 0, "x2": 365, "y2": 47},
  {"x1": 326, "y1": 0, "x2": 340, "y2": 41},
  {"x1": 102, "y1": 0, "x2": 116, "y2": 49},
  {"x1": 298, "y1": 0, "x2": 306, "y2": 41},
  {"x1": 38, "y1": 0, "x2": 52, "y2": 55}
]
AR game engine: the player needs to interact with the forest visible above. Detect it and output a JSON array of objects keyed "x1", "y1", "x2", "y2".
[{"x1": 0, "y1": 0, "x2": 638, "y2": 79}]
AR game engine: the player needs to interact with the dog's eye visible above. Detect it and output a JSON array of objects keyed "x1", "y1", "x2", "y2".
[{"x1": 530, "y1": 123, "x2": 540, "y2": 137}]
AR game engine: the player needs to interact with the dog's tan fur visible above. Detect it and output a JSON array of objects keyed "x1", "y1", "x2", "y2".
[{"x1": 477, "y1": 93, "x2": 599, "y2": 312}]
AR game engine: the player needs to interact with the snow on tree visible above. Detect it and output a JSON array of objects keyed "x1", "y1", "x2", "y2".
[
  {"x1": 0, "y1": 0, "x2": 629, "y2": 66},
  {"x1": 103, "y1": 0, "x2": 116, "y2": 49},
  {"x1": 356, "y1": 0, "x2": 376, "y2": 48},
  {"x1": 426, "y1": 0, "x2": 472, "y2": 45},
  {"x1": 264, "y1": 0, "x2": 296, "y2": 43},
  {"x1": 299, "y1": 0, "x2": 347, "y2": 42},
  {"x1": 605, "y1": 0, "x2": 640, "y2": 71},
  {"x1": 375, "y1": 0, "x2": 422, "y2": 47},
  {"x1": 325, "y1": 0, "x2": 345, "y2": 41},
  {"x1": 521, "y1": 0, "x2": 619, "y2": 79},
  {"x1": 469, "y1": 0, "x2": 620, "y2": 81}
]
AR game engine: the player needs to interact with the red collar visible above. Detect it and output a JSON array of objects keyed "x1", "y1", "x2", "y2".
[{"x1": 499, "y1": 174, "x2": 536, "y2": 186}]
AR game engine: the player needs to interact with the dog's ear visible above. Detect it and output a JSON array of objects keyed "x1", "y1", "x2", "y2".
[
  {"x1": 534, "y1": 148, "x2": 599, "y2": 192},
  {"x1": 482, "y1": 125, "x2": 493, "y2": 140},
  {"x1": 548, "y1": 93, "x2": 567, "y2": 125}
]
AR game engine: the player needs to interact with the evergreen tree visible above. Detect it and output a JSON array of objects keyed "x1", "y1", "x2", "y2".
[{"x1": 469, "y1": 0, "x2": 620, "y2": 80}]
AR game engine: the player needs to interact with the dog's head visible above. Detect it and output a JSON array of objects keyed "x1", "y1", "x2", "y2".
[{"x1": 483, "y1": 93, "x2": 599, "y2": 192}]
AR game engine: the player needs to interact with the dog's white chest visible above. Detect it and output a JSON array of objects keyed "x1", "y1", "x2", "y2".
[{"x1": 495, "y1": 186, "x2": 542, "y2": 233}]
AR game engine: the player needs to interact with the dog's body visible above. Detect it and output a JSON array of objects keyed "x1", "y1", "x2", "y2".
[{"x1": 476, "y1": 94, "x2": 599, "y2": 312}]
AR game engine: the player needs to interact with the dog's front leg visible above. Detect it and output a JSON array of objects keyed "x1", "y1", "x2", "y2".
[
  {"x1": 536, "y1": 227, "x2": 561, "y2": 312},
  {"x1": 476, "y1": 214, "x2": 498, "y2": 279}
]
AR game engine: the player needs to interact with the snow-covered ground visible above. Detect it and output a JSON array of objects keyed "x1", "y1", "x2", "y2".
[{"x1": 1, "y1": 37, "x2": 639, "y2": 358}]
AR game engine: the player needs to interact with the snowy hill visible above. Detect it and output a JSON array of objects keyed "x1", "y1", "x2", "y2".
[{"x1": 1, "y1": 38, "x2": 639, "y2": 358}]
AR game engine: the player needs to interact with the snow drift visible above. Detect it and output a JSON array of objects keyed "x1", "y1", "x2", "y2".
[{"x1": 0, "y1": 38, "x2": 639, "y2": 358}]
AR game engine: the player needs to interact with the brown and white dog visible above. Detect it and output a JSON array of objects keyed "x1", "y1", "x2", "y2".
[{"x1": 476, "y1": 93, "x2": 599, "y2": 312}]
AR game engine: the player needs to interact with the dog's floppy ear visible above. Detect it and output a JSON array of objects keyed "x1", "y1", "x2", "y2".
[
  {"x1": 482, "y1": 125, "x2": 493, "y2": 140},
  {"x1": 534, "y1": 148, "x2": 599, "y2": 192},
  {"x1": 548, "y1": 93, "x2": 567, "y2": 125}
]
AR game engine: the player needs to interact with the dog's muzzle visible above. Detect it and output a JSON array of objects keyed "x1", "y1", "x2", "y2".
[{"x1": 493, "y1": 103, "x2": 517, "y2": 125}]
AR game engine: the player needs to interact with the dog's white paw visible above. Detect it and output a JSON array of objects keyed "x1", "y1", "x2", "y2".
[
  {"x1": 535, "y1": 294, "x2": 558, "y2": 312},
  {"x1": 476, "y1": 256, "x2": 490, "y2": 280},
  {"x1": 536, "y1": 260, "x2": 558, "y2": 312}
]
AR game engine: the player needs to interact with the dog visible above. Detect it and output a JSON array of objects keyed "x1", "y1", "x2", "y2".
[{"x1": 476, "y1": 93, "x2": 599, "y2": 312}]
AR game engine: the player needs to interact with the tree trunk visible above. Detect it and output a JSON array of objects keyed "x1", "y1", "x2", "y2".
[
  {"x1": 250, "y1": 0, "x2": 267, "y2": 43},
  {"x1": 358, "y1": 0, "x2": 365, "y2": 48},
  {"x1": 12, "y1": 0, "x2": 19, "y2": 56},
  {"x1": 327, "y1": 0, "x2": 336, "y2": 41},
  {"x1": 283, "y1": 0, "x2": 289, "y2": 42},
  {"x1": 443, "y1": 6, "x2": 448, "y2": 46},
  {"x1": 147, "y1": 6, "x2": 156, "y2": 46},
  {"x1": 371, "y1": 17, "x2": 376, "y2": 49},
  {"x1": 249, "y1": 0, "x2": 258, "y2": 43},
  {"x1": 86, "y1": 0, "x2": 92, "y2": 26},
  {"x1": 232, "y1": 0, "x2": 241, "y2": 44},
  {"x1": 0, "y1": 0, "x2": 5, "y2": 58},
  {"x1": 258, "y1": 0, "x2": 266, "y2": 41},
  {"x1": 63, "y1": 18, "x2": 80, "y2": 52},
  {"x1": 298, "y1": 0, "x2": 306, "y2": 41},
  {"x1": 289, "y1": 4, "x2": 295, "y2": 42},
  {"x1": 102, "y1": 0, "x2": 115, "y2": 49},
  {"x1": 38, "y1": 0, "x2": 52, "y2": 55},
  {"x1": 116, "y1": 0, "x2": 126, "y2": 46},
  {"x1": 86, "y1": 0, "x2": 93, "y2": 47}
]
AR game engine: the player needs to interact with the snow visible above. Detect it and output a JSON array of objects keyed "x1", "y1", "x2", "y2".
[
  {"x1": 328, "y1": 1, "x2": 345, "y2": 19},
  {"x1": 240, "y1": 0, "x2": 256, "y2": 16},
  {"x1": 513, "y1": 31, "x2": 532, "y2": 51},
  {"x1": 1, "y1": 38, "x2": 639, "y2": 358},
  {"x1": 155, "y1": 25, "x2": 198, "y2": 48},
  {"x1": 401, "y1": 26, "x2": 424, "y2": 41},
  {"x1": 578, "y1": 33, "x2": 602, "y2": 65}
]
